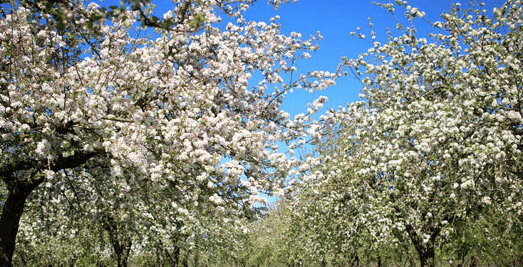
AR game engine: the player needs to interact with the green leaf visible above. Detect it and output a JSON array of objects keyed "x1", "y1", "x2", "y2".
[
  {"x1": 57, "y1": 21, "x2": 65, "y2": 31},
  {"x1": 45, "y1": 1, "x2": 54, "y2": 12},
  {"x1": 189, "y1": 13, "x2": 206, "y2": 30}
]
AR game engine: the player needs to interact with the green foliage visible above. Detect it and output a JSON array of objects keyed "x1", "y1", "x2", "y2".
[{"x1": 188, "y1": 13, "x2": 206, "y2": 30}]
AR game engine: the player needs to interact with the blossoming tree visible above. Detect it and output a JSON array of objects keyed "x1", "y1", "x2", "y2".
[
  {"x1": 297, "y1": 0, "x2": 522, "y2": 266},
  {"x1": 0, "y1": 0, "x2": 333, "y2": 265}
]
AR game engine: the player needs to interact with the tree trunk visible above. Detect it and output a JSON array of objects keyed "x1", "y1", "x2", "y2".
[
  {"x1": 171, "y1": 245, "x2": 180, "y2": 267},
  {"x1": 417, "y1": 246, "x2": 435, "y2": 267},
  {"x1": 351, "y1": 253, "x2": 359, "y2": 267},
  {"x1": 0, "y1": 175, "x2": 43, "y2": 267},
  {"x1": 116, "y1": 241, "x2": 132, "y2": 267},
  {"x1": 114, "y1": 238, "x2": 131, "y2": 267},
  {"x1": 405, "y1": 224, "x2": 438, "y2": 267},
  {"x1": 103, "y1": 216, "x2": 132, "y2": 267},
  {"x1": 173, "y1": 246, "x2": 180, "y2": 267}
]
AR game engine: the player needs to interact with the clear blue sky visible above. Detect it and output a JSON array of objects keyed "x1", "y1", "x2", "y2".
[{"x1": 239, "y1": 0, "x2": 508, "y2": 117}]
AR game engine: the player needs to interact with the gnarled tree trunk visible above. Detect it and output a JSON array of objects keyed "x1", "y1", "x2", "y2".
[
  {"x1": 0, "y1": 151, "x2": 98, "y2": 266},
  {"x1": 0, "y1": 174, "x2": 43, "y2": 267}
]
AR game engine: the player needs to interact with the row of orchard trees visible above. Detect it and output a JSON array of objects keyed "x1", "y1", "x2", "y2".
[
  {"x1": 0, "y1": 0, "x2": 335, "y2": 266},
  {"x1": 2, "y1": 0, "x2": 522, "y2": 266},
  {"x1": 242, "y1": 0, "x2": 523, "y2": 266}
]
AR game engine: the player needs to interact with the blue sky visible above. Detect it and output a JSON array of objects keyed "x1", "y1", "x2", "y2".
[{"x1": 239, "y1": 0, "x2": 508, "y2": 117}]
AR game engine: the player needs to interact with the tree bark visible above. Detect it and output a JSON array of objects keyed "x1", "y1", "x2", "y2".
[
  {"x1": 351, "y1": 253, "x2": 359, "y2": 267},
  {"x1": 103, "y1": 216, "x2": 132, "y2": 267},
  {"x1": 172, "y1": 246, "x2": 180, "y2": 267},
  {"x1": 417, "y1": 247, "x2": 435, "y2": 267},
  {"x1": 405, "y1": 224, "x2": 438, "y2": 267},
  {"x1": 0, "y1": 175, "x2": 43, "y2": 267}
]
